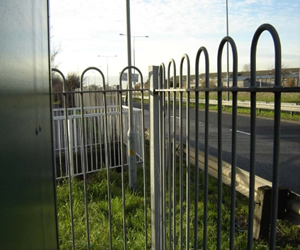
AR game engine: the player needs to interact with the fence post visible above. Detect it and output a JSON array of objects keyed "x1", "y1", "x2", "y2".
[
  {"x1": 149, "y1": 65, "x2": 161, "y2": 249},
  {"x1": 253, "y1": 186, "x2": 272, "y2": 239}
]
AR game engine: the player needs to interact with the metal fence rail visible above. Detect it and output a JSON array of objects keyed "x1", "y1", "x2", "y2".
[
  {"x1": 134, "y1": 96, "x2": 300, "y2": 114},
  {"x1": 149, "y1": 23, "x2": 300, "y2": 249},
  {"x1": 51, "y1": 67, "x2": 148, "y2": 250},
  {"x1": 52, "y1": 105, "x2": 143, "y2": 179}
]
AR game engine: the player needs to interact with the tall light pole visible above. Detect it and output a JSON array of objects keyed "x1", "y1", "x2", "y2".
[
  {"x1": 119, "y1": 33, "x2": 149, "y2": 84},
  {"x1": 97, "y1": 55, "x2": 117, "y2": 86}
]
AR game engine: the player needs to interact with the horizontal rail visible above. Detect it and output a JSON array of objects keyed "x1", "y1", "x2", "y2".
[
  {"x1": 54, "y1": 88, "x2": 150, "y2": 94},
  {"x1": 184, "y1": 145, "x2": 271, "y2": 199},
  {"x1": 52, "y1": 105, "x2": 144, "y2": 179},
  {"x1": 196, "y1": 99, "x2": 300, "y2": 113},
  {"x1": 182, "y1": 144, "x2": 300, "y2": 227},
  {"x1": 135, "y1": 95, "x2": 300, "y2": 113}
]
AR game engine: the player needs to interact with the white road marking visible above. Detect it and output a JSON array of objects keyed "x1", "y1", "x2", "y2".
[{"x1": 230, "y1": 129, "x2": 251, "y2": 136}]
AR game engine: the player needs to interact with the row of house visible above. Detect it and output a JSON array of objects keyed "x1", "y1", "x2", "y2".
[
  {"x1": 222, "y1": 68, "x2": 300, "y2": 88},
  {"x1": 138, "y1": 68, "x2": 299, "y2": 89}
]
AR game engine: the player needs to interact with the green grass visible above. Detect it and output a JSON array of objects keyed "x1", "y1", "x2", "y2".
[
  {"x1": 189, "y1": 103, "x2": 300, "y2": 122},
  {"x1": 134, "y1": 91, "x2": 300, "y2": 103},
  {"x1": 134, "y1": 92, "x2": 300, "y2": 122},
  {"x1": 56, "y1": 169, "x2": 151, "y2": 249},
  {"x1": 56, "y1": 144, "x2": 300, "y2": 249},
  {"x1": 194, "y1": 92, "x2": 300, "y2": 104}
]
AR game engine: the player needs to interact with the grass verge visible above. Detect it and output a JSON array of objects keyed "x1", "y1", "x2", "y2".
[
  {"x1": 56, "y1": 143, "x2": 300, "y2": 249},
  {"x1": 134, "y1": 94, "x2": 300, "y2": 122}
]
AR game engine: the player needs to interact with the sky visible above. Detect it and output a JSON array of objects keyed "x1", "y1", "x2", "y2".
[{"x1": 50, "y1": 0, "x2": 300, "y2": 86}]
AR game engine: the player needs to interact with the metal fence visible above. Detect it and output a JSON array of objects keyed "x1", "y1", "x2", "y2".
[
  {"x1": 51, "y1": 23, "x2": 300, "y2": 250},
  {"x1": 51, "y1": 67, "x2": 148, "y2": 249},
  {"x1": 52, "y1": 105, "x2": 143, "y2": 179},
  {"x1": 149, "y1": 23, "x2": 300, "y2": 250}
]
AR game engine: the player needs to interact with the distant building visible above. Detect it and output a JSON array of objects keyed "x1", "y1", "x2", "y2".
[
  {"x1": 225, "y1": 68, "x2": 300, "y2": 88},
  {"x1": 170, "y1": 68, "x2": 300, "y2": 88}
]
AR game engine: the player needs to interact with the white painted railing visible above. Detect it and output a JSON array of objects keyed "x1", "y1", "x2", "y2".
[{"x1": 52, "y1": 105, "x2": 143, "y2": 179}]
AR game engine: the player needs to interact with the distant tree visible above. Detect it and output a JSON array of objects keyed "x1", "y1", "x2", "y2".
[
  {"x1": 50, "y1": 26, "x2": 63, "y2": 105},
  {"x1": 51, "y1": 73, "x2": 63, "y2": 105},
  {"x1": 66, "y1": 72, "x2": 80, "y2": 107},
  {"x1": 66, "y1": 72, "x2": 80, "y2": 90},
  {"x1": 243, "y1": 63, "x2": 250, "y2": 72},
  {"x1": 51, "y1": 72, "x2": 80, "y2": 107},
  {"x1": 51, "y1": 44, "x2": 61, "y2": 68},
  {"x1": 50, "y1": 26, "x2": 61, "y2": 69}
]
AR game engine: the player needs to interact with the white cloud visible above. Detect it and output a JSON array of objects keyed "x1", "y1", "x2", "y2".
[{"x1": 50, "y1": 0, "x2": 300, "y2": 84}]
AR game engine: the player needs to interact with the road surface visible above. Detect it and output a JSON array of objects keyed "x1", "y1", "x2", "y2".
[{"x1": 134, "y1": 101, "x2": 300, "y2": 194}]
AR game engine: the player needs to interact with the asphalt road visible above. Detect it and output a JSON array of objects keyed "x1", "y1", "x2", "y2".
[{"x1": 134, "y1": 101, "x2": 300, "y2": 194}]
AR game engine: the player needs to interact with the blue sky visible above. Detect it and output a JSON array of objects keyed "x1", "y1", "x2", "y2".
[{"x1": 50, "y1": 0, "x2": 300, "y2": 85}]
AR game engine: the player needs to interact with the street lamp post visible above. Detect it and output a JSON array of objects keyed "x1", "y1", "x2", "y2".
[{"x1": 97, "y1": 55, "x2": 117, "y2": 86}]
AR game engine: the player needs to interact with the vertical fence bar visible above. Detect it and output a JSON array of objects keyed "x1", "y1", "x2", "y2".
[
  {"x1": 52, "y1": 69, "x2": 75, "y2": 249},
  {"x1": 230, "y1": 80, "x2": 237, "y2": 250},
  {"x1": 217, "y1": 36, "x2": 238, "y2": 250},
  {"x1": 80, "y1": 67, "x2": 108, "y2": 249},
  {"x1": 216, "y1": 45, "x2": 223, "y2": 250},
  {"x1": 102, "y1": 78, "x2": 113, "y2": 250},
  {"x1": 204, "y1": 72, "x2": 209, "y2": 250},
  {"x1": 249, "y1": 24, "x2": 282, "y2": 249},
  {"x1": 194, "y1": 52, "x2": 200, "y2": 250},
  {"x1": 271, "y1": 80, "x2": 281, "y2": 249},
  {"x1": 140, "y1": 75, "x2": 147, "y2": 250},
  {"x1": 197, "y1": 47, "x2": 210, "y2": 250},
  {"x1": 117, "y1": 84, "x2": 127, "y2": 250},
  {"x1": 180, "y1": 54, "x2": 190, "y2": 249},
  {"x1": 64, "y1": 75, "x2": 75, "y2": 250},
  {"x1": 269, "y1": 26, "x2": 282, "y2": 250},
  {"x1": 149, "y1": 65, "x2": 161, "y2": 249},
  {"x1": 166, "y1": 61, "x2": 172, "y2": 249},
  {"x1": 248, "y1": 28, "x2": 258, "y2": 249},
  {"x1": 184, "y1": 59, "x2": 191, "y2": 250},
  {"x1": 159, "y1": 64, "x2": 166, "y2": 250},
  {"x1": 179, "y1": 57, "x2": 184, "y2": 250},
  {"x1": 79, "y1": 71, "x2": 91, "y2": 250},
  {"x1": 224, "y1": 37, "x2": 238, "y2": 250},
  {"x1": 169, "y1": 59, "x2": 177, "y2": 248}
]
